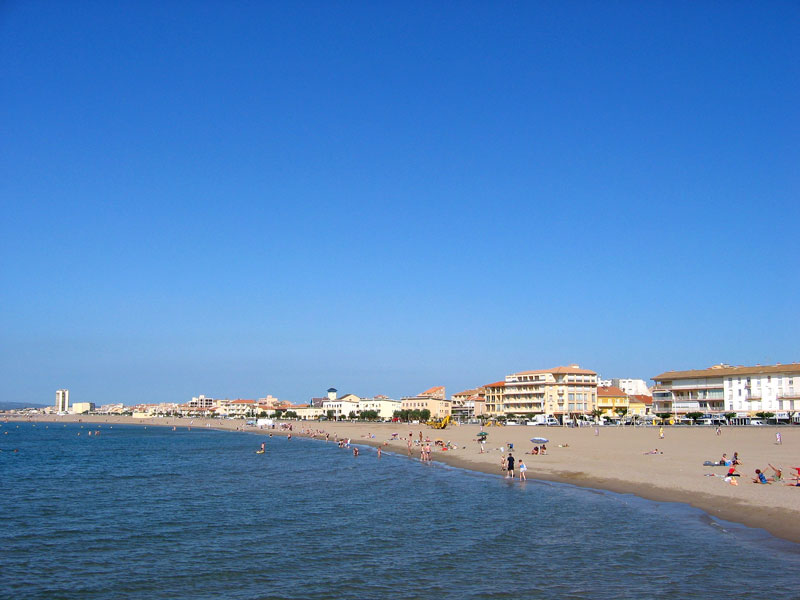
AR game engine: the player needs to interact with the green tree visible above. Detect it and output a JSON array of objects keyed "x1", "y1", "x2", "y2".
[
  {"x1": 724, "y1": 412, "x2": 736, "y2": 422},
  {"x1": 686, "y1": 411, "x2": 704, "y2": 424},
  {"x1": 326, "y1": 410, "x2": 335, "y2": 420},
  {"x1": 656, "y1": 412, "x2": 671, "y2": 421},
  {"x1": 420, "y1": 409, "x2": 431, "y2": 422},
  {"x1": 755, "y1": 411, "x2": 775, "y2": 421},
  {"x1": 590, "y1": 408, "x2": 603, "y2": 422},
  {"x1": 284, "y1": 411, "x2": 298, "y2": 419}
]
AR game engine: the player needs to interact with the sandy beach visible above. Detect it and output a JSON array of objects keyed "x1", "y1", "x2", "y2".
[{"x1": 8, "y1": 415, "x2": 800, "y2": 545}]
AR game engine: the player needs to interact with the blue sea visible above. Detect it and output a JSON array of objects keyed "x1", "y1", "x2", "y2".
[{"x1": 2, "y1": 422, "x2": 798, "y2": 599}]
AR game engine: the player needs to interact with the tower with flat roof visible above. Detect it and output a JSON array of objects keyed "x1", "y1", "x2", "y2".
[{"x1": 55, "y1": 389, "x2": 70, "y2": 413}]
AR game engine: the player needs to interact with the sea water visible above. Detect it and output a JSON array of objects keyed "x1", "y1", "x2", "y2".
[{"x1": 1, "y1": 422, "x2": 798, "y2": 599}]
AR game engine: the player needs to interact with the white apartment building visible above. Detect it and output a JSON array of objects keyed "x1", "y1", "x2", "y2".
[
  {"x1": 652, "y1": 363, "x2": 800, "y2": 418},
  {"x1": 598, "y1": 378, "x2": 651, "y2": 397},
  {"x1": 55, "y1": 389, "x2": 70, "y2": 413},
  {"x1": 357, "y1": 397, "x2": 401, "y2": 420},
  {"x1": 322, "y1": 398, "x2": 360, "y2": 419}
]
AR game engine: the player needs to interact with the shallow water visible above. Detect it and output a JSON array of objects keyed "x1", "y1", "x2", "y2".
[{"x1": 2, "y1": 423, "x2": 798, "y2": 599}]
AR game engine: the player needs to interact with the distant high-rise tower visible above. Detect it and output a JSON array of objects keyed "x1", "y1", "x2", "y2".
[
  {"x1": 56, "y1": 389, "x2": 70, "y2": 412},
  {"x1": 327, "y1": 388, "x2": 338, "y2": 402}
]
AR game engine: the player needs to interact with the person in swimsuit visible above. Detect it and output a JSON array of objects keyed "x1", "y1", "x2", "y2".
[
  {"x1": 518, "y1": 460, "x2": 527, "y2": 481},
  {"x1": 507, "y1": 454, "x2": 515, "y2": 479},
  {"x1": 752, "y1": 469, "x2": 770, "y2": 484}
]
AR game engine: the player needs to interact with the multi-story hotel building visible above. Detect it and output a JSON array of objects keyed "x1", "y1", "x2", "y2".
[
  {"x1": 652, "y1": 362, "x2": 800, "y2": 419},
  {"x1": 483, "y1": 381, "x2": 505, "y2": 416},
  {"x1": 504, "y1": 365, "x2": 598, "y2": 419},
  {"x1": 55, "y1": 389, "x2": 70, "y2": 413}
]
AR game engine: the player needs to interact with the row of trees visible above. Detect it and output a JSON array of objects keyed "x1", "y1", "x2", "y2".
[{"x1": 392, "y1": 409, "x2": 431, "y2": 423}]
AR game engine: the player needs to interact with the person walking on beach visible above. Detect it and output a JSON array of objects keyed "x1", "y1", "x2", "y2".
[
  {"x1": 518, "y1": 460, "x2": 527, "y2": 481},
  {"x1": 659, "y1": 426, "x2": 664, "y2": 439},
  {"x1": 776, "y1": 432, "x2": 782, "y2": 445},
  {"x1": 507, "y1": 454, "x2": 515, "y2": 479},
  {"x1": 715, "y1": 426, "x2": 722, "y2": 436}
]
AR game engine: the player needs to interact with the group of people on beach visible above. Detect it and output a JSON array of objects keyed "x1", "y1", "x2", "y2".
[{"x1": 709, "y1": 451, "x2": 799, "y2": 486}]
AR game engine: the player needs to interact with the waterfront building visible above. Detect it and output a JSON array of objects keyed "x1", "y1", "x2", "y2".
[
  {"x1": 291, "y1": 404, "x2": 325, "y2": 420},
  {"x1": 598, "y1": 378, "x2": 651, "y2": 397},
  {"x1": 628, "y1": 394, "x2": 653, "y2": 416},
  {"x1": 322, "y1": 397, "x2": 360, "y2": 419},
  {"x1": 652, "y1": 362, "x2": 800, "y2": 419},
  {"x1": 451, "y1": 394, "x2": 487, "y2": 421},
  {"x1": 596, "y1": 386, "x2": 628, "y2": 419},
  {"x1": 483, "y1": 381, "x2": 506, "y2": 416},
  {"x1": 504, "y1": 365, "x2": 598, "y2": 420},
  {"x1": 71, "y1": 402, "x2": 95, "y2": 414},
  {"x1": 357, "y1": 396, "x2": 401, "y2": 420},
  {"x1": 189, "y1": 395, "x2": 215, "y2": 410},
  {"x1": 401, "y1": 387, "x2": 451, "y2": 419},
  {"x1": 55, "y1": 389, "x2": 69, "y2": 413}
]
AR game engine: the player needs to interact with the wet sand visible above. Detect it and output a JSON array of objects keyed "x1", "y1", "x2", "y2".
[{"x1": 9, "y1": 415, "x2": 800, "y2": 544}]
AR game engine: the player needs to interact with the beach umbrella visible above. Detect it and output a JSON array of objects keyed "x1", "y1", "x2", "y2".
[
  {"x1": 530, "y1": 437, "x2": 549, "y2": 444},
  {"x1": 477, "y1": 431, "x2": 488, "y2": 437}
]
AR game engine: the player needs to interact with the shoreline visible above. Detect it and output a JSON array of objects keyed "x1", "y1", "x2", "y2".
[{"x1": 7, "y1": 414, "x2": 800, "y2": 545}]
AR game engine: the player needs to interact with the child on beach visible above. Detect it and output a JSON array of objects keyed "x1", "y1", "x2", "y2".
[
  {"x1": 752, "y1": 469, "x2": 770, "y2": 484},
  {"x1": 519, "y1": 460, "x2": 527, "y2": 481}
]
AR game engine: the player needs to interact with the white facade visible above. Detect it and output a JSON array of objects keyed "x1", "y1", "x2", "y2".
[
  {"x1": 55, "y1": 389, "x2": 69, "y2": 412},
  {"x1": 322, "y1": 399, "x2": 360, "y2": 418},
  {"x1": 724, "y1": 372, "x2": 800, "y2": 414},
  {"x1": 357, "y1": 397, "x2": 401, "y2": 420},
  {"x1": 599, "y1": 378, "x2": 651, "y2": 396},
  {"x1": 653, "y1": 363, "x2": 800, "y2": 417}
]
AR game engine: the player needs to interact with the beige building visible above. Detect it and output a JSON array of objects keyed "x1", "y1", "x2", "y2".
[
  {"x1": 401, "y1": 386, "x2": 451, "y2": 419},
  {"x1": 504, "y1": 365, "x2": 598, "y2": 419},
  {"x1": 358, "y1": 396, "x2": 401, "y2": 420},
  {"x1": 291, "y1": 404, "x2": 325, "y2": 420},
  {"x1": 71, "y1": 402, "x2": 95, "y2": 414}
]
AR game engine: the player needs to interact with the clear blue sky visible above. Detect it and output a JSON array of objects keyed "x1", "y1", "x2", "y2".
[{"x1": 2, "y1": 1, "x2": 798, "y2": 406}]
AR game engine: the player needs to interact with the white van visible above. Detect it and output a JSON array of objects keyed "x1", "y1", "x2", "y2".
[{"x1": 748, "y1": 419, "x2": 765, "y2": 426}]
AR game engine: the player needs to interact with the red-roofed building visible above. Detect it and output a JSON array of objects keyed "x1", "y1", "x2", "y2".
[{"x1": 483, "y1": 381, "x2": 506, "y2": 416}]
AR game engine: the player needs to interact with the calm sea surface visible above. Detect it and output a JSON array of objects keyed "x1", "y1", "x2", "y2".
[{"x1": 2, "y1": 422, "x2": 798, "y2": 599}]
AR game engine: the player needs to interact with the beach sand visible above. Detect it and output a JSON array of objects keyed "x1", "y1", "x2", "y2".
[{"x1": 9, "y1": 415, "x2": 800, "y2": 544}]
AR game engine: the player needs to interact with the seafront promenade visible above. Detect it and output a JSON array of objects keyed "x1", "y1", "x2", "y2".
[{"x1": 7, "y1": 415, "x2": 800, "y2": 544}]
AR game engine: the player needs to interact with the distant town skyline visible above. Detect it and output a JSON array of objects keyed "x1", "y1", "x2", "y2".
[{"x1": 2, "y1": 3, "x2": 798, "y2": 407}]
